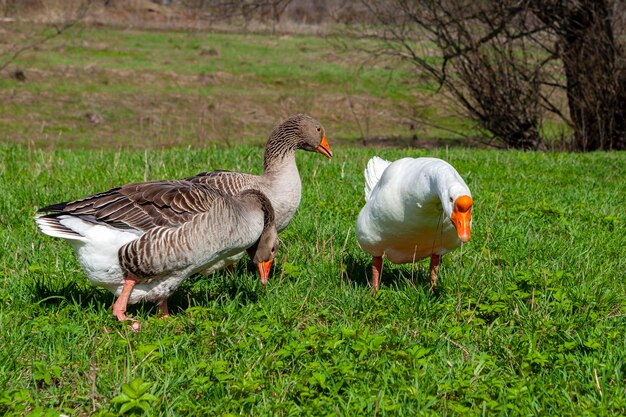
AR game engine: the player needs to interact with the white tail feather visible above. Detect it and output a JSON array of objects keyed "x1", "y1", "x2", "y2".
[
  {"x1": 363, "y1": 156, "x2": 391, "y2": 201},
  {"x1": 35, "y1": 215, "x2": 87, "y2": 241}
]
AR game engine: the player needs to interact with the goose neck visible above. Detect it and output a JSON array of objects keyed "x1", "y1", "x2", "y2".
[
  {"x1": 399, "y1": 162, "x2": 451, "y2": 212},
  {"x1": 263, "y1": 131, "x2": 299, "y2": 172},
  {"x1": 236, "y1": 189, "x2": 276, "y2": 229},
  {"x1": 427, "y1": 166, "x2": 467, "y2": 218},
  {"x1": 263, "y1": 147, "x2": 298, "y2": 174}
]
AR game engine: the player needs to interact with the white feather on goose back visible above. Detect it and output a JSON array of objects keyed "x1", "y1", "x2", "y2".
[{"x1": 363, "y1": 156, "x2": 391, "y2": 201}]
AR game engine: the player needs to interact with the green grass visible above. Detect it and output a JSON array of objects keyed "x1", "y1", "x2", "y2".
[
  {"x1": 0, "y1": 23, "x2": 470, "y2": 148},
  {"x1": 1, "y1": 143, "x2": 625, "y2": 416}
]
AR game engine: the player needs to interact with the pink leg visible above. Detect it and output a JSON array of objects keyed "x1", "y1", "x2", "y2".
[
  {"x1": 371, "y1": 256, "x2": 383, "y2": 293},
  {"x1": 429, "y1": 254, "x2": 441, "y2": 290},
  {"x1": 112, "y1": 276, "x2": 140, "y2": 332},
  {"x1": 158, "y1": 299, "x2": 170, "y2": 318}
]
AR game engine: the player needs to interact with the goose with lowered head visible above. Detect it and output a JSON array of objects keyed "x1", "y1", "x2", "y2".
[
  {"x1": 356, "y1": 156, "x2": 473, "y2": 291},
  {"x1": 36, "y1": 183, "x2": 278, "y2": 331}
]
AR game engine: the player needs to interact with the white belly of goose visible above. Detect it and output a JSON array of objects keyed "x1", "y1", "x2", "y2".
[
  {"x1": 356, "y1": 193, "x2": 461, "y2": 263},
  {"x1": 42, "y1": 216, "x2": 143, "y2": 297},
  {"x1": 51, "y1": 217, "x2": 189, "y2": 304}
]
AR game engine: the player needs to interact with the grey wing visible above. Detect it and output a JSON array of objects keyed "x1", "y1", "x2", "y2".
[
  {"x1": 119, "y1": 197, "x2": 258, "y2": 280},
  {"x1": 187, "y1": 170, "x2": 258, "y2": 196},
  {"x1": 37, "y1": 180, "x2": 226, "y2": 231}
]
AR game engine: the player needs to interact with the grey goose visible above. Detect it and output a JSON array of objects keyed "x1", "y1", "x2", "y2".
[
  {"x1": 188, "y1": 113, "x2": 332, "y2": 230},
  {"x1": 183, "y1": 113, "x2": 332, "y2": 272},
  {"x1": 36, "y1": 182, "x2": 278, "y2": 331}
]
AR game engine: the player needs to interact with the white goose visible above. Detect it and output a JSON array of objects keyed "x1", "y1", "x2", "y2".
[
  {"x1": 356, "y1": 157, "x2": 473, "y2": 291},
  {"x1": 36, "y1": 183, "x2": 278, "y2": 331}
]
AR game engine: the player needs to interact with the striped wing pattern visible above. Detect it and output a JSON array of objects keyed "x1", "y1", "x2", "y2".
[
  {"x1": 37, "y1": 180, "x2": 227, "y2": 232},
  {"x1": 187, "y1": 170, "x2": 258, "y2": 196}
]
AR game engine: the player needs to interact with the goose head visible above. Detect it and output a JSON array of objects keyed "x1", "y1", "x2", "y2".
[
  {"x1": 294, "y1": 114, "x2": 333, "y2": 159},
  {"x1": 442, "y1": 188, "x2": 473, "y2": 243},
  {"x1": 247, "y1": 227, "x2": 279, "y2": 285},
  {"x1": 264, "y1": 114, "x2": 332, "y2": 168},
  {"x1": 238, "y1": 189, "x2": 279, "y2": 285}
]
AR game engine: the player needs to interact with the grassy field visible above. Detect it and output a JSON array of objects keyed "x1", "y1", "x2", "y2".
[
  {"x1": 1, "y1": 22, "x2": 476, "y2": 150},
  {"x1": 3, "y1": 21, "x2": 577, "y2": 150},
  {"x1": 1, "y1": 143, "x2": 625, "y2": 416},
  {"x1": 0, "y1": 20, "x2": 624, "y2": 417}
]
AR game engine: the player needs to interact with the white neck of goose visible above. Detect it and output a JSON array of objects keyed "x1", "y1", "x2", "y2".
[
  {"x1": 430, "y1": 168, "x2": 471, "y2": 219},
  {"x1": 401, "y1": 162, "x2": 470, "y2": 218}
]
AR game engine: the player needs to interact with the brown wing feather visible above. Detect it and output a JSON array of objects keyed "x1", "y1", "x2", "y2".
[
  {"x1": 187, "y1": 170, "x2": 258, "y2": 195},
  {"x1": 38, "y1": 180, "x2": 226, "y2": 231}
]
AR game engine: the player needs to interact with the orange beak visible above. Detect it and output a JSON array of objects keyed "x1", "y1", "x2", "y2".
[
  {"x1": 315, "y1": 134, "x2": 333, "y2": 158},
  {"x1": 257, "y1": 260, "x2": 273, "y2": 285},
  {"x1": 450, "y1": 195, "x2": 473, "y2": 243}
]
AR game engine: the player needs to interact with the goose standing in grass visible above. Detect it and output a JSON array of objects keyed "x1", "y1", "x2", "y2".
[
  {"x1": 36, "y1": 183, "x2": 278, "y2": 331},
  {"x1": 185, "y1": 113, "x2": 332, "y2": 272},
  {"x1": 356, "y1": 157, "x2": 473, "y2": 292},
  {"x1": 188, "y1": 113, "x2": 332, "y2": 232}
]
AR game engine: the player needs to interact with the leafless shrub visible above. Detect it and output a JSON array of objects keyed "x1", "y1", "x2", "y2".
[
  {"x1": 355, "y1": 0, "x2": 626, "y2": 151},
  {"x1": 353, "y1": 0, "x2": 546, "y2": 149},
  {"x1": 0, "y1": 0, "x2": 92, "y2": 73}
]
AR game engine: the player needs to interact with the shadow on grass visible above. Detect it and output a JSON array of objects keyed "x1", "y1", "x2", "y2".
[
  {"x1": 28, "y1": 263, "x2": 262, "y2": 318},
  {"x1": 169, "y1": 265, "x2": 261, "y2": 314},
  {"x1": 342, "y1": 253, "x2": 444, "y2": 295},
  {"x1": 29, "y1": 275, "x2": 114, "y2": 308},
  {"x1": 341, "y1": 253, "x2": 371, "y2": 288}
]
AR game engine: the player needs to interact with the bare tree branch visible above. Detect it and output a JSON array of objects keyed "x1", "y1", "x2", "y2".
[{"x1": 0, "y1": 1, "x2": 92, "y2": 72}]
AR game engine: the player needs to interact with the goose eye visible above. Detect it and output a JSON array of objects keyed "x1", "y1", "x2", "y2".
[
  {"x1": 316, "y1": 127, "x2": 321, "y2": 132},
  {"x1": 449, "y1": 196, "x2": 454, "y2": 203}
]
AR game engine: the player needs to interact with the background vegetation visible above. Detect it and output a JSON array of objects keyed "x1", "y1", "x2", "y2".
[
  {"x1": 1, "y1": 21, "x2": 473, "y2": 149},
  {"x1": 1, "y1": 2, "x2": 625, "y2": 416}
]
